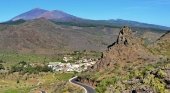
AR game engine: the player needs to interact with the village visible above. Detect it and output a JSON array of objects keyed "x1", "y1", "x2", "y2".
[{"x1": 48, "y1": 56, "x2": 97, "y2": 72}]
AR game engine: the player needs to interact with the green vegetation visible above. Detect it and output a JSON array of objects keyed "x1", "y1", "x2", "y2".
[
  {"x1": 0, "y1": 71, "x2": 75, "y2": 93},
  {"x1": 0, "y1": 20, "x2": 26, "y2": 25},
  {"x1": 10, "y1": 61, "x2": 52, "y2": 74},
  {"x1": 0, "y1": 52, "x2": 50, "y2": 69},
  {"x1": 0, "y1": 50, "x2": 97, "y2": 93},
  {"x1": 89, "y1": 60, "x2": 170, "y2": 93},
  {"x1": 71, "y1": 50, "x2": 102, "y2": 60},
  {"x1": 52, "y1": 21, "x2": 120, "y2": 28},
  {"x1": 96, "y1": 77, "x2": 119, "y2": 93},
  {"x1": 0, "y1": 51, "x2": 101, "y2": 67},
  {"x1": 4, "y1": 87, "x2": 31, "y2": 93},
  {"x1": 0, "y1": 64, "x2": 5, "y2": 70},
  {"x1": 149, "y1": 41, "x2": 170, "y2": 57}
]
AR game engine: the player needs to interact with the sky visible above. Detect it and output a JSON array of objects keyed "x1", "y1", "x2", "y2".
[{"x1": 0, "y1": 0, "x2": 170, "y2": 27}]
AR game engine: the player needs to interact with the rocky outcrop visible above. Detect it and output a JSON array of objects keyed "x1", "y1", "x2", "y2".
[
  {"x1": 116, "y1": 26, "x2": 132, "y2": 45},
  {"x1": 78, "y1": 26, "x2": 169, "y2": 93},
  {"x1": 78, "y1": 26, "x2": 158, "y2": 89},
  {"x1": 91, "y1": 26, "x2": 155, "y2": 71},
  {"x1": 107, "y1": 26, "x2": 132, "y2": 49}
]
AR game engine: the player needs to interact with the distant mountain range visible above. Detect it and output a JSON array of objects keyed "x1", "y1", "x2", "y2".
[
  {"x1": 9, "y1": 8, "x2": 170, "y2": 30},
  {"x1": 0, "y1": 8, "x2": 168, "y2": 54}
]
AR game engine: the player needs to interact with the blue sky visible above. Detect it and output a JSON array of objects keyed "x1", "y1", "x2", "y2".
[{"x1": 0, "y1": 0, "x2": 170, "y2": 27}]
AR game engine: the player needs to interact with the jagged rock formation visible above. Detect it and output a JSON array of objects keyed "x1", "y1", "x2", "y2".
[
  {"x1": 107, "y1": 26, "x2": 132, "y2": 49},
  {"x1": 116, "y1": 26, "x2": 132, "y2": 45},
  {"x1": 78, "y1": 26, "x2": 169, "y2": 93},
  {"x1": 91, "y1": 26, "x2": 155, "y2": 71}
]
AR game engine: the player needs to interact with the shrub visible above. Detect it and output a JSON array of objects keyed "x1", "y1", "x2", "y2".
[
  {"x1": 17, "y1": 80, "x2": 20, "y2": 84},
  {"x1": 0, "y1": 64, "x2": 5, "y2": 70},
  {"x1": 157, "y1": 69, "x2": 167, "y2": 78},
  {"x1": 10, "y1": 62, "x2": 52, "y2": 74},
  {"x1": 143, "y1": 73, "x2": 166, "y2": 93},
  {"x1": 0, "y1": 60, "x2": 5, "y2": 63},
  {"x1": 96, "y1": 77, "x2": 119, "y2": 93}
]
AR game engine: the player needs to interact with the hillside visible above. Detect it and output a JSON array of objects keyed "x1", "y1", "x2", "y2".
[
  {"x1": 89, "y1": 26, "x2": 156, "y2": 71},
  {"x1": 149, "y1": 31, "x2": 170, "y2": 57},
  {"x1": 0, "y1": 18, "x2": 168, "y2": 55},
  {"x1": 78, "y1": 26, "x2": 170, "y2": 93},
  {"x1": 0, "y1": 18, "x2": 121, "y2": 54}
]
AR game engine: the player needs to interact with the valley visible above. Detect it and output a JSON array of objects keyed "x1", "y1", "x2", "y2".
[{"x1": 0, "y1": 7, "x2": 170, "y2": 93}]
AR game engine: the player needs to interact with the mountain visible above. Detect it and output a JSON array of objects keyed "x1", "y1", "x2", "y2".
[
  {"x1": 149, "y1": 31, "x2": 170, "y2": 57},
  {"x1": 0, "y1": 18, "x2": 168, "y2": 55},
  {"x1": 78, "y1": 26, "x2": 170, "y2": 93},
  {"x1": 11, "y1": 8, "x2": 48, "y2": 21},
  {"x1": 10, "y1": 8, "x2": 170, "y2": 30},
  {"x1": 1, "y1": 8, "x2": 169, "y2": 54},
  {"x1": 39, "y1": 10, "x2": 82, "y2": 22},
  {"x1": 91, "y1": 26, "x2": 156, "y2": 71},
  {"x1": 108, "y1": 19, "x2": 170, "y2": 30},
  {"x1": 0, "y1": 18, "x2": 121, "y2": 54},
  {"x1": 11, "y1": 8, "x2": 82, "y2": 22}
]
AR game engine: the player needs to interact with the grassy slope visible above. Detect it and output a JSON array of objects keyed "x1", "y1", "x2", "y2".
[
  {"x1": 148, "y1": 31, "x2": 170, "y2": 58},
  {"x1": 0, "y1": 52, "x2": 59, "y2": 68},
  {"x1": 0, "y1": 51, "x2": 101, "y2": 67},
  {"x1": 0, "y1": 72, "x2": 80, "y2": 93},
  {"x1": 79, "y1": 59, "x2": 169, "y2": 93}
]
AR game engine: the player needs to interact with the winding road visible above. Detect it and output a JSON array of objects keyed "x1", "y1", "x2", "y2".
[{"x1": 69, "y1": 76, "x2": 96, "y2": 93}]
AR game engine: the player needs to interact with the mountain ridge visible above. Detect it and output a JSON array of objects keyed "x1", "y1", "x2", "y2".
[
  {"x1": 0, "y1": 18, "x2": 121, "y2": 54},
  {"x1": 11, "y1": 8, "x2": 49, "y2": 21},
  {"x1": 11, "y1": 8, "x2": 83, "y2": 22},
  {"x1": 10, "y1": 8, "x2": 170, "y2": 30}
]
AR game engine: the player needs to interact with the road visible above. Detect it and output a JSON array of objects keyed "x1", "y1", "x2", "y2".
[{"x1": 69, "y1": 76, "x2": 96, "y2": 93}]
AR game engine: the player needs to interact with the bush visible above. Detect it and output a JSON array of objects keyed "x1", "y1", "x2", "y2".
[
  {"x1": 143, "y1": 72, "x2": 166, "y2": 93},
  {"x1": 157, "y1": 69, "x2": 167, "y2": 78},
  {"x1": 10, "y1": 62, "x2": 52, "y2": 74},
  {"x1": 0, "y1": 60, "x2": 5, "y2": 63},
  {"x1": 17, "y1": 80, "x2": 20, "y2": 84},
  {"x1": 11, "y1": 61, "x2": 28, "y2": 72},
  {"x1": 0, "y1": 64, "x2": 5, "y2": 70},
  {"x1": 96, "y1": 77, "x2": 119, "y2": 93}
]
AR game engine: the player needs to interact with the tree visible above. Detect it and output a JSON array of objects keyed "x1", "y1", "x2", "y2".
[
  {"x1": 0, "y1": 60, "x2": 3, "y2": 63},
  {"x1": 0, "y1": 64, "x2": 5, "y2": 70},
  {"x1": 17, "y1": 79, "x2": 20, "y2": 84}
]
